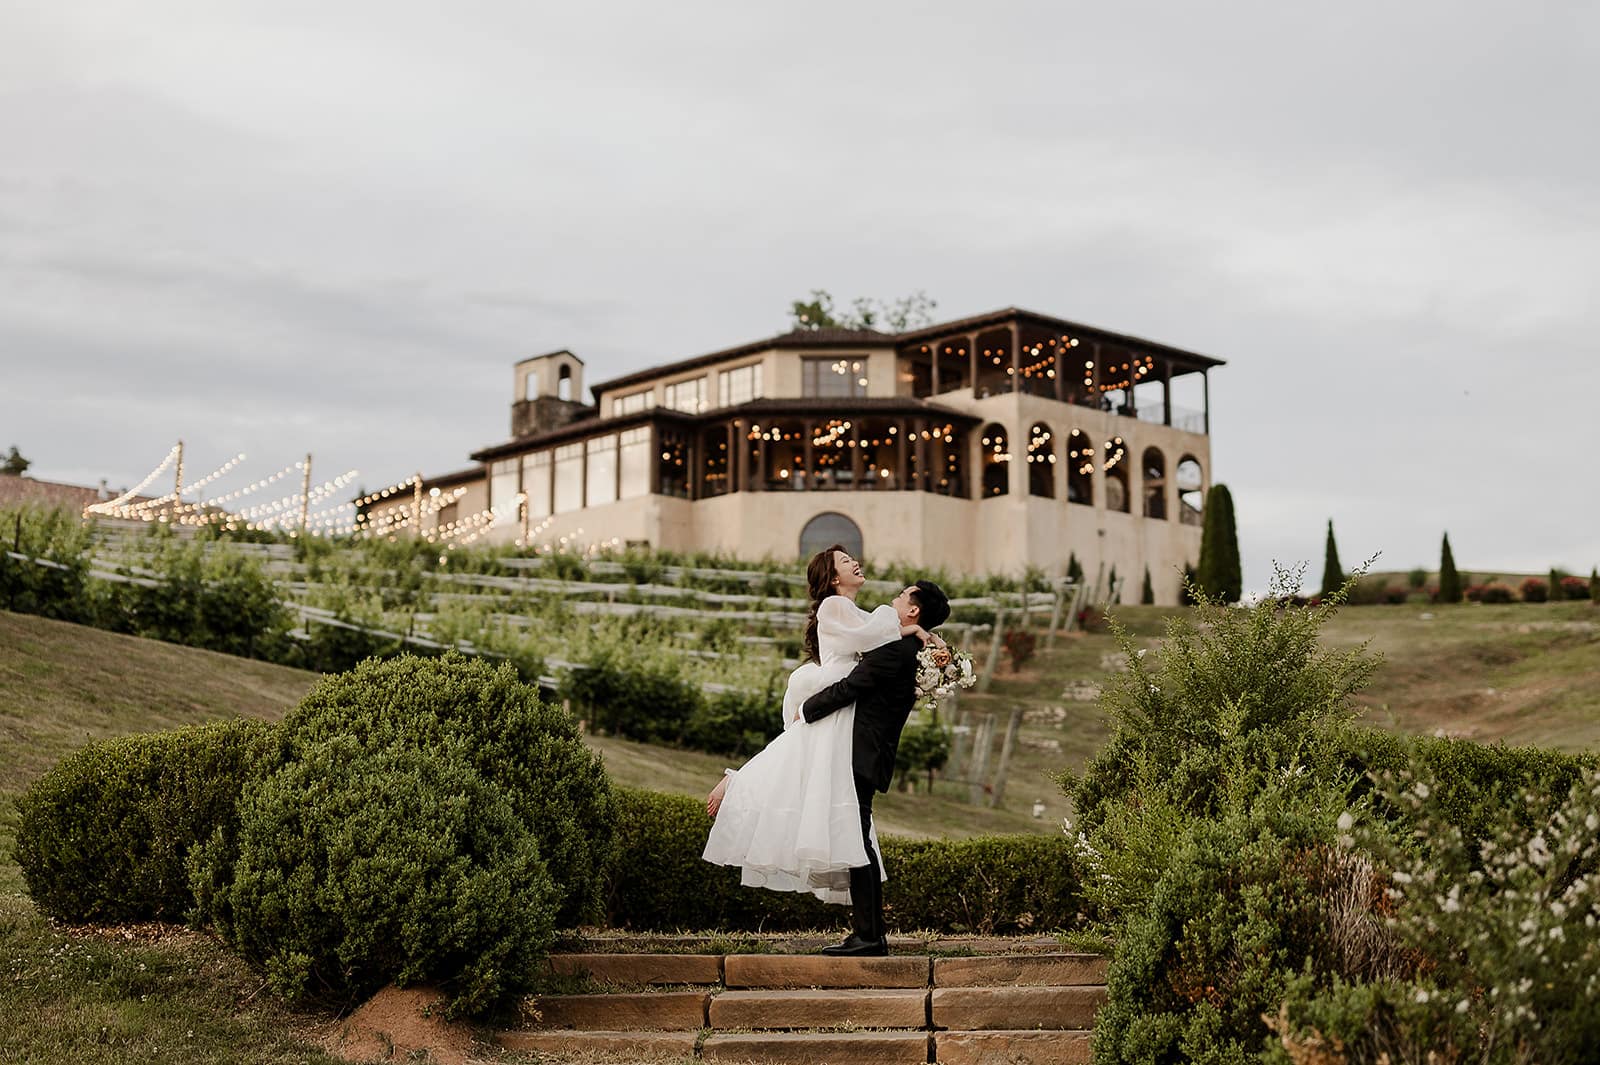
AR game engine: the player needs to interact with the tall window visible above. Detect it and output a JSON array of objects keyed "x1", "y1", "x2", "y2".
[
  {"x1": 554, "y1": 442, "x2": 584, "y2": 513},
  {"x1": 802, "y1": 356, "x2": 868, "y2": 398},
  {"x1": 522, "y1": 451, "x2": 552, "y2": 520},
  {"x1": 613, "y1": 389, "x2": 654, "y2": 416},
  {"x1": 663, "y1": 377, "x2": 707, "y2": 414},
  {"x1": 718, "y1": 363, "x2": 763, "y2": 407},
  {"x1": 619, "y1": 427, "x2": 650, "y2": 499},
  {"x1": 586, "y1": 435, "x2": 618, "y2": 507},
  {"x1": 490, "y1": 458, "x2": 520, "y2": 527}
]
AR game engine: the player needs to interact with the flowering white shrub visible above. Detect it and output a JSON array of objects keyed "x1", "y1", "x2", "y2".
[{"x1": 1278, "y1": 767, "x2": 1600, "y2": 1063}]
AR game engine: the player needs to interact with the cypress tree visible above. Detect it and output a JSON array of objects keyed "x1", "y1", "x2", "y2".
[
  {"x1": 1548, "y1": 568, "x2": 1562, "y2": 603},
  {"x1": 1438, "y1": 533, "x2": 1462, "y2": 603},
  {"x1": 1319, "y1": 519, "x2": 1343, "y2": 598},
  {"x1": 1141, "y1": 566, "x2": 1155, "y2": 605},
  {"x1": 1590, "y1": 567, "x2": 1599, "y2": 602},
  {"x1": 1197, "y1": 484, "x2": 1242, "y2": 603},
  {"x1": 1108, "y1": 564, "x2": 1120, "y2": 604}
]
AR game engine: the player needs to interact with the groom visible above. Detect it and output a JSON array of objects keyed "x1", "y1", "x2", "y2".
[{"x1": 801, "y1": 578, "x2": 951, "y2": 956}]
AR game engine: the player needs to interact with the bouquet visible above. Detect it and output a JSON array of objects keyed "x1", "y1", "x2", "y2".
[{"x1": 914, "y1": 642, "x2": 977, "y2": 710}]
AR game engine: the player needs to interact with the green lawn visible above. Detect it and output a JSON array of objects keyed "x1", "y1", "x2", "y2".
[{"x1": 1, "y1": 599, "x2": 1595, "y2": 1062}]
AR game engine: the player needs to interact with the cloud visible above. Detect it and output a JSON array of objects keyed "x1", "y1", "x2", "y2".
[{"x1": 1, "y1": 0, "x2": 1596, "y2": 588}]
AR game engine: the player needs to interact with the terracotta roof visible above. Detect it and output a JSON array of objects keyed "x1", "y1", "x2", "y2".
[
  {"x1": 422, "y1": 466, "x2": 484, "y2": 489},
  {"x1": 895, "y1": 307, "x2": 1225, "y2": 369},
  {"x1": 0, "y1": 474, "x2": 114, "y2": 511},
  {"x1": 470, "y1": 408, "x2": 687, "y2": 463},
  {"x1": 468, "y1": 396, "x2": 975, "y2": 463},
  {"x1": 588, "y1": 328, "x2": 897, "y2": 399},
  {"x1": 588, "y1": 311, "x2": 1222, "y2": 401}
]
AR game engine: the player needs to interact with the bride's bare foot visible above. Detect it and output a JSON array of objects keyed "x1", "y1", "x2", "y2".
[{"x1": 706, "y1": 775, "x2": 729, "y2": 818}]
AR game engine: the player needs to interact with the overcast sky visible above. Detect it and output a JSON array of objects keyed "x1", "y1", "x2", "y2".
[{"x1": 3, "y1": 1, "x2": 1596, "y2": 590}]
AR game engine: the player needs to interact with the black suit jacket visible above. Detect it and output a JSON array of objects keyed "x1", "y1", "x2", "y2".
[{"x1": 802, "y1": 634, "x2": 920, "y2": 793}]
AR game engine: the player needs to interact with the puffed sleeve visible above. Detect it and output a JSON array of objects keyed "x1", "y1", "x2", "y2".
[{"x1": 817, "y1": 596, "x2": 901, "y2": 657}]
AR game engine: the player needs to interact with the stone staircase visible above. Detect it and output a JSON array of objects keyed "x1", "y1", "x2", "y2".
[{"x1": 500, "y1": 945, "x2": 1107, "y2": 1064}]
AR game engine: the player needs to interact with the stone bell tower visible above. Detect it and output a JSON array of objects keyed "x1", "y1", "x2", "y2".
[{"x1": 511, "y1": 350, "x2": 593, "y2": 437}]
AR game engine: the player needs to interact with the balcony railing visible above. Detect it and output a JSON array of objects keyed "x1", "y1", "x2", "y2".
[{"x1": 1133, "y1": 403, "x2": 1206, "y2": 434}]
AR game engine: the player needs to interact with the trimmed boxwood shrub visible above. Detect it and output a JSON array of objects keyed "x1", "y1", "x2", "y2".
[
  {"x1": 13, "y1": 719, "x2": 275, "y2": 923},
  {"x1": 240, "y1": 653, "x2": 614, "y2": 928},
  {"x1": 206, "y1": 735, "x2": 556, "y2": 1015},
  {"x1": 604, "y1": 788, "x2": 1082, "y2": 934}
]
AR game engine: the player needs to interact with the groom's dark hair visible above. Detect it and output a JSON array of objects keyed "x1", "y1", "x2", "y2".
[{"x1": 910, "y1": 580, "x2": 950, "y2": 629}]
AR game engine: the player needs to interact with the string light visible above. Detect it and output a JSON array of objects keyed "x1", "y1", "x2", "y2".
[{"x1": 85, "y1": 444, "x2": 181, "y2": 515}]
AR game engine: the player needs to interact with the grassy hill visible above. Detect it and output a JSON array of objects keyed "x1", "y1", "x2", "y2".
[
  {"x1": 6, "y1": 598, "x2": 1596, "y2": 884},
  {"x1": 1, "y1": 601, "x2": 1595, "y2": 1062}
]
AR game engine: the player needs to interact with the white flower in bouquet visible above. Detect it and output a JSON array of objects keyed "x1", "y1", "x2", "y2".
[{"x1": 914, "y1": 643, "x2": 978, "y2": 709}]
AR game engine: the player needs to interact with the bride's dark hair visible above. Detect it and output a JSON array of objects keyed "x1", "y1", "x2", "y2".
[{"x1": 802, "y1": 544, "x2": 848, "y2": 665}]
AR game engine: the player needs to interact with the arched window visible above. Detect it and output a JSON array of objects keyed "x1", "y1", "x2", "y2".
[
  {"x1": 1103, "y1": 435, "x2": 1129, "y2": 513},
  {"x1": 1177, "y1": 455, "x2": 1204, "y2": 526},
  {"x1": 980, "y1": 423, "x2": 1010, "y2": 497},
  {"x1": 800, "y1": 512, "x2": 863, "y2": 560},
  {"x1": 1066, "y1": 429, "x2": 1093, "y2": 505},
  {"x1": 1143, "y1": 447, "x2": 1167, "y2": 520},
  {"x1": 558, "y1": 364, "x2": 573, "y2": 402},
  {"x1": 1027, "y1": 422, "x2": 1055, "y2": 497}
]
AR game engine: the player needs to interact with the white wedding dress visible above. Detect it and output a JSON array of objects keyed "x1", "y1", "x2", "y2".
[{"x1": 701, "y1": 595, "x2": 901, "y2": 904}]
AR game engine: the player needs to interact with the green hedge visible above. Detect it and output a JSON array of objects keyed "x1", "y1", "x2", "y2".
[
  {"x1": 1334, "y1": 726, "x2": 1597, "y2": 845},
  {"x1": 13, "y1": 719, "x2": 275, "y2": 923},
  {"x1": 604, "y1": 788, "x2": 1082, "y2": 934}
]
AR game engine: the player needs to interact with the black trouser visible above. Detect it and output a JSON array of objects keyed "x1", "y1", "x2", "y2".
[{"x1": 850, "y1": 773, "x2": 885, "y2": 941}]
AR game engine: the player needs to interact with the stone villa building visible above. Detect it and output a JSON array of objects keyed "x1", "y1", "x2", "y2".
[{"x1": 366, "y1": 307, "x2": 1223, "y2": 603}]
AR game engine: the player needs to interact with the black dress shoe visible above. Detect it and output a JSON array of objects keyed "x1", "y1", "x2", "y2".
[{"x1": 819, "y1": 934, "x2": 888, "y2": 957}]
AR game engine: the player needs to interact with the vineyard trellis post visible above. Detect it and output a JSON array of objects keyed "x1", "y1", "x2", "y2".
[
  {"x1": 170, "y1": 439, "x2": 186, "y2": 524},
  {"x1": 988, "y1": 706, "x2": 1023, "y2": 808},
  {"x1": 298, "y1": 453, "x2": 313, "y2": 535},
  {"x1": 967, "y1": 713, "x2": 994, "y2": 805},
  {"x1": 411, "y1": 472, "x2": 423, "y2": 538},
  {"x1": 978, "y1": 608, "x2": 1005, "y2": 692}
]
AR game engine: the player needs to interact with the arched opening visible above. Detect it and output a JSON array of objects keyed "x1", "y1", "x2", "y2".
[
  {"x1": 1103, "y1": 435, "x2": 1130, "y2": 513},
  {"x1": 980, "y1": 423, "x2": 1010, "y2": 497},
  {"x1": 1027, "y1": 422, "x2": 1055, "y2": 498},
  {"x1": 557, "y1": 364, "x2": 573, "y2": 402},
  {"x1": 1066, "y1": 428, "x2": 1093, "y2": 505},
  {"x1": 1177, "y1": 455, "x2": 1204, "y2": 526},
  {"x1": 1143, "y1": 447, "x2": 1167, "y2": 520},
  {"x1": 800, "y1": 512, "x2": 863, "y2": 560}
]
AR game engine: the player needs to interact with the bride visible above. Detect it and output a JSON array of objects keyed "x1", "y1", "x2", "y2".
[{"x1": 701, "y1": 544, "x2": 938, "y2": 904}]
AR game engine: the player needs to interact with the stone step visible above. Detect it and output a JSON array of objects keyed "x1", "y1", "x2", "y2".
[
  {"x1": 930, "y1": 986, "x2": 1105, "y2": 1031},
  {"x1": 497, "y1": 1028, "x2": 700, "y2": 1060},
  {"x1": 709, "y1": 988, "x2": 928, "y2": 1030},
  {"x1": 936, "y1": 1029, "x2": 1093, "y2": 1065},
  {"x1": 702, "y1": 1030, "x2": 930, "y2": 1065},
  {"x1": 932, "y1": 953, "x2": 1109, "y2": 988},
  {"x1": 549, "y1": 952, "x2": 723, "y2": 985},
  {"x1": 558, "y1": 933, "x2": 1072, "y2": 956},
  {"x1": 526, "y1": 990, "x2": 709, "y2": 1030},
  {"x1": 724, "y1": 953, "x2": 930, "y2": 989}
]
